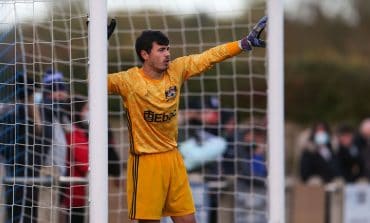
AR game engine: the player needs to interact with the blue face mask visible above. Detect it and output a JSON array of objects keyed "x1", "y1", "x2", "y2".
[
  {"x1": 34, "y1": 92, "x2": 43, "y2": 103},
  {"x1": 314, "y1": 132, "x2": 329, "y2": 145}
]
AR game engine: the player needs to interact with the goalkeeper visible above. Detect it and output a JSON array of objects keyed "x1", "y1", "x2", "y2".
[{"x1": 107, "y1": 16, "x2": 267, "y2": 223}]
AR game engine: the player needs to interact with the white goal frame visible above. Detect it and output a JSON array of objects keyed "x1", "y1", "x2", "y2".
[
  {"x1": 88, "y1": 0, "x2": 285, "y2": 223},
  {"x1": 267, "y1": 0, "x2": 285, "y2": 223},
  {"x1": 89, "y1": 1, "x2": 108, "y2": 223}
]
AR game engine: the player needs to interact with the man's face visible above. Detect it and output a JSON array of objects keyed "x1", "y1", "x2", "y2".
[
  {"x1": 339, "y1": 133, "x2": 353, "y2": 147},
  {"x1": 202, "y1": 109, "x2": 219, "y2": 125},
  {"x1": 142, "y1": 42, "x2": 170, "y2": 73},
  {"x1": 51, "y1": 90, "x2": 68, "y2": 101}
]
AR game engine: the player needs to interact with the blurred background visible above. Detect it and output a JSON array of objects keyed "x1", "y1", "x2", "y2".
[{"x1": 284, "y1": 1, "x2": 370, "y2": 222}]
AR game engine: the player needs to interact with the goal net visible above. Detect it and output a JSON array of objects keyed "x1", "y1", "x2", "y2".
[
  {"x1": 0, "y1": 1, "x2": 91, "y2": 222},
  {"x1": 0, "y1": 0, "x2": 279, "y2": 223},
  {"x1": 108, "y1": 1, "x2": 268, "y2": 223}
]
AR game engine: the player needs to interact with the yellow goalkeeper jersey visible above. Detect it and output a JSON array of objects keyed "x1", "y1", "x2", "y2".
[{"x1": 107, "y1": 41, "x2": 241, "y2": 154}]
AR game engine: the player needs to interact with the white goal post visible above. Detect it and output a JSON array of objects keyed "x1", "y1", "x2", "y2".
[
  {"x1": 267, "y1": 0, "x2": 285, "y2": 223},
  {"x1": 88, "y1": 0, "x2": 285, "y2": 223},
  {"x1": 88, "y1": 1, "x2": 108, "y2": 223},
  {"x1": 0, "y1": 0, "x2": 284, "y2": 223}
]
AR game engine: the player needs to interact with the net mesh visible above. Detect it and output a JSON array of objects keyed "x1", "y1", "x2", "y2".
[{"x1": 0, "y1": 1, "x2": 268, "y2": 223}]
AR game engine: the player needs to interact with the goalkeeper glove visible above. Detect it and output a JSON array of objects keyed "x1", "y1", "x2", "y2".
[
  {"x1": 86, "y1": 18, "x2": 116, "y2": 40},
  {"x1": 239, "y1": 16, "x2": 267, "y2": 51},
  {"x1": 107, "y1": 19, "x2": 116, "y2": 40}
]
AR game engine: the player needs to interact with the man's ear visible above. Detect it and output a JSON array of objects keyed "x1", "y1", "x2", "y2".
[{"x1": 140, "y1": 50, "x2": 149, "y2": 61}]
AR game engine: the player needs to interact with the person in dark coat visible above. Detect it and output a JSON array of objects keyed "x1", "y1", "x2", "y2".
[
  {"x1": 0, "y1": 73, "x2": 42, "y2": 223},
  {"x1": 336, "y1": 124, "x2": 365, "y2": 182},
  {"x1": 300, "y1": 122, "x2": 340, "y2": 184},
  {"x1": 39, "y1": 69, "x2": 69, "y2": 172},
  {"x1": 353, "y1": 118, "x2": 370, "y2": 179},
  {"x1": 61, "y1": 96, "x2": 121, "y2": 223}
]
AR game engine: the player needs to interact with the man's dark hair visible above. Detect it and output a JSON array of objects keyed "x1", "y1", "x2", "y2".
[
  {"x1": 135, "y1": 30, "x2": 169, "y2": 62},
  {"x1": 337, "y1": 124, "x2": 354, "y2": 135}
]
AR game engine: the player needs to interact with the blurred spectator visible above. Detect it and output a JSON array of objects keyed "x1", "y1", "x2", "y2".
[
  {"x1": 299, "y1": 122, "x2": 340, "y2": 184},
  {"x1": 219, "y1": 110, "x2": 268, "y2": 223},
  {"x1": 0, "y1": 74, "x2": 42, "y2": 223},
  {"x1": 336, "y1": 124, "x2": 365, "y2": 182},
  {"x1": 234, "y1": 128, "x2": 267, "y2": 223},
  {"x1": 62, "y1": 96, "x2": 89, "y2": 223},
  {"x1": 203, "y1": 96, "x2": 221, "y2": 136},
  {"x1": 180, "y1": 96, "x2": 226, "y2": 171},
  {"x1": 39, "y1": 69, "x2": 69, "y2": 175},
  {"x1": 232, "y1": 127, "x2": 267, "y2": 183},
  {"x1": 354, "y1": 118, "x2": 370, "y2": 179},
  {"x1": 245, "y1": 130, "x2": 268, "y2": 179},
  {"x1": 62, "y1": 96, "x2": 121, "y2": 223},
  {"x1": 179, "y1": 96, "x2": 227, "y2": 223},
  {"x1": 222, "y1": 113, "x2": 267, "y2": 185},
  {"x1": 221, "y1": 110, "x2": 237, "y2": 176}
]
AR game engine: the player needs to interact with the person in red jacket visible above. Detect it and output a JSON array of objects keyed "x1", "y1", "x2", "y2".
[
  {"x1": 62, "y1": 96, "x2": 122, "y2": 223},
  {"x1": 63, "y1": 96, "x2": 89, "y2": 223}
]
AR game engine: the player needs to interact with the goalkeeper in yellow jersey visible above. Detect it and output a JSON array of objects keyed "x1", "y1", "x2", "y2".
[{"x1": 107, "y1": 16, "x2": 267, "y2": 223}]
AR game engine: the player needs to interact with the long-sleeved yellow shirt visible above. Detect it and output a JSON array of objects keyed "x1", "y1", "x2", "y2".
[{"x1": 107, "y1": 41, "x2": 241, "y2": 154}]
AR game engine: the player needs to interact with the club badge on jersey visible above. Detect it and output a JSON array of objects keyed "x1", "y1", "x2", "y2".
[{"x1": 165, "y1": 86, "x2": 177, "y2": 101}]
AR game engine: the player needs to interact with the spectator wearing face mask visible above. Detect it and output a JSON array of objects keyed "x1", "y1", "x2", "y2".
[
  {"x1": 299, "y1": 122, "x2": 340, "y2": 184},
  {"x1": 39, "y1": 69, "x2": 69, "y2": 175},
  {"x1": 179, "y1": 96, "x2": 226, "y2": 172},
  {"x1": 178, "y1": 96, "x2": 227, "y2": 223}
]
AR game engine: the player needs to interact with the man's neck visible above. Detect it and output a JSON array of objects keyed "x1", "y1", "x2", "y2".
[{"x1": 141, "y1": 64, "x2": 163, "y2": 80}]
